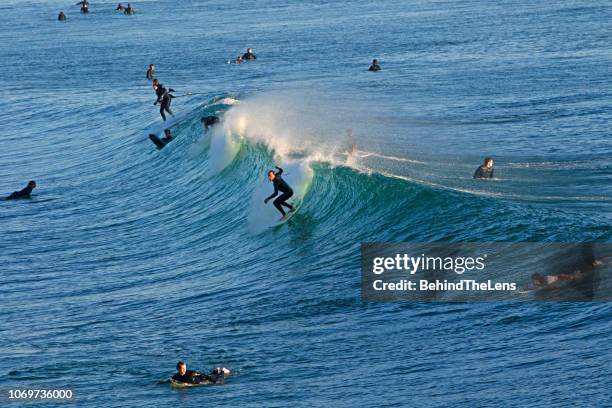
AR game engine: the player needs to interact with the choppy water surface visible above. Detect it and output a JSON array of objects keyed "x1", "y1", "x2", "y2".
[{"x1": 1, "y1": 0, "x2": 610, "y2": 406}]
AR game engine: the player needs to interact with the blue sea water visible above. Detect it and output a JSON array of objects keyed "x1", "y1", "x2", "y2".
[{"x1": 1, "y1": 0, "x2": 611, "y2": 406}]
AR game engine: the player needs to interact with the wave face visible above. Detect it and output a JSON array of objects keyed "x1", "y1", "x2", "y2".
[{"x1": 1, "y1": 0, "x2": 611, "y2": 407}]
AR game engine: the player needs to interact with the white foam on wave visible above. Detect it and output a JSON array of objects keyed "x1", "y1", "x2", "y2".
[{"x1": 247, "y1": 161, "x2": 313, "y2": 233}]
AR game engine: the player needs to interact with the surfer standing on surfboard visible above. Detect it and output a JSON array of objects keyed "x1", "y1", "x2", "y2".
[
  {"x1": 264, "y1": 166, "x2": 296, "y2": 220},
  {"x1": 152, "y1": 79, "x2": 175, "y2": 121}
]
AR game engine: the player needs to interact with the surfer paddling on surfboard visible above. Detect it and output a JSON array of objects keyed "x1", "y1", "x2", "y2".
[
  {"x1": 171, "y1": 361, "x2": 230, "y2": 385},
  {"x1": 264, "y1": 166, "x2": 296, "y2": 220}
]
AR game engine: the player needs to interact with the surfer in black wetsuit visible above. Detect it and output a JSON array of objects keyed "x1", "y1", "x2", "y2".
[
  {"x1": 5, "y1": 181, "x2": 36, "y2": 200},
  {"x1": 242, "y1": 48, "x2": 256, "y2": 60},
  {"x1": 124, "y1": 3, "x2": 134, "y2": 15},
  {"x1": 368, "y1": 59, "x2": 381, "y2": 72},
  {"x1": 58, "y1": 11, "x2": 66, "y2": 21},
  {"x1": 146, "y1": 64, "x2": 155, "y2": 81},
  {"x1": 149, "y1": 129, "x2": 173, "y2": 149},
  {"x1": 473, "y1": 157, "x2": 494, "y2": 179},
  {"x1": 171, "y1": 361, "x2": 230, "y2": 385},
  {"x1": 153, "y1": 79, "x2": 175, "y2": 121},
  {"x1": 77, "y1": 0, "x2": 90, "y2": 13},
  {"x1": 201, "y1": 115, "x2": 219, "y2": 130},
  {"x1": 264, "y1": 166, "x2": 295, "y2": 218},
  {"x1": 116, "y1": 3, "x2": 125, "y2": 11}
]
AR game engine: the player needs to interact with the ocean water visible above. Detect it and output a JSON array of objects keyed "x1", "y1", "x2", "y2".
[{"x1": 1, "y1": 0, "x2": 611, "y2": 406}]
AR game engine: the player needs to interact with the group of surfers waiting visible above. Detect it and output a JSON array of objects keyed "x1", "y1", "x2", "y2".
[{"x1": 57, "y1": 1, "x2": 134, "y2": 20}]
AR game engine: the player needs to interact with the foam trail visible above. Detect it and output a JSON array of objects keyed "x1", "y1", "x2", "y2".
[{"x1": 248, "y1": 161, "x2": 313, "y2": 233}]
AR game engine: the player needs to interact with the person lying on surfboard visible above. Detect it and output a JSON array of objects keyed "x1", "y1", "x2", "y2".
[
  {"x1": 5, "y1": 180, "x2": 36, "y2": 200},
  {"x1": 264, "y1": 166, "x2": 296, "y2": 220},
  {"x1": 171, "y1": 361, "x2": 230, "y2": 385},
  {"x1": 531, "y1": 260, "x2": 603, "y2": 288}
]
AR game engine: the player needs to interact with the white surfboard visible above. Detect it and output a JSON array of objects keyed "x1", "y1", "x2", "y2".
[{"x1": 271, "y1": 207, "x2": 299, "y2": 227}]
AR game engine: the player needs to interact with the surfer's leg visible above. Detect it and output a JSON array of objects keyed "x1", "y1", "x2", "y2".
[
  {"x1": 273, "y1": 196, "x2": 287, "y2": 216},
  {"x1": 159, "y1": 105, "x2": 167, "y2": 121},
  {"x1": 165, "y1": 98, "x2": 175, "y2": 117},
  {"x1": 280, "y1": 190, "x2": 295, "y2": 211}
]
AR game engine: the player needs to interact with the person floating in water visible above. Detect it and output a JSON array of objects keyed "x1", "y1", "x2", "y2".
[
  {"x1": 368, "y1": 59, "x2": 381, "y2": 72},
  {"x1": 58, "y1": 11, "x2": 66, "y2": 21},
  {"x1": 5, "y1": 181, "x2": 36, "y2": 200},
  {"x1": 171, "y1": 361, "x2": 230, "y2": 385},
  {"x1": 201, "y1": 116, "x2": 219, "y2": 130},
  {"x1": 264, "y1": 166, "x2": 296, "y2": 219},
  {"x1": 227, "y1": 55, "x2": 243, "y2": 64},
  {"x1": 531, "y1": 260, "x2": 603, "y2": 289},
  {"x1": 242, "y1": 48, "x2": 256, "y2": 60},
  {"x1": 124, "y1": 3, "x2": 134, "y2": 15},
  {"x1": 146, "y1": 64, "x2": 155, "y2": 81},
  {"x1": 473, "y1": 157, "x2": 494, "y2": 179},
  {"x1": 153, "y1": 79, "x2": 175, "y2": 121},
  {"x1": 116, "y1": 3, "x2": 125, "y2": 11}
]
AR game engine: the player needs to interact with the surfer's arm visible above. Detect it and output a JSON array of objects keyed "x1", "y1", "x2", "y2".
[
  {"x1": 275, "y1": 166, "x2": 284, "y2": 176},
  {"x1": 265, "y1": 185, "x2": 279, "y2": 202}
]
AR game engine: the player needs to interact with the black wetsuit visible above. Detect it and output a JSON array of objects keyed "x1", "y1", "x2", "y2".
[
  {"x1": 81, "y1": 5, "x2": 89, "y2": 13},
  {"x1": 202, "y1": 116, "x2": 219, "y2": 129},
  {"x1": 146, "y1": 69, "x2": 154, "y2": 81},
  {"x1": 6, "y1": 185, "x2": 34, "y2": 200},
  {"x1": 125, "y1": 6, "x2": 134, "y2": 15},
  {"x1": 160, "y1": 133, "x2": 173, "y2": 144},
  {"x1": 58, "y1": 13, "x2": 66, "y2": 21},
  {"x1": 266, "y1": 167, "x2": 294, "y2": 216},
  {"x1": 154, "y1": 84, "x2": 174, "y2": 121},
  {"x1": 242, "y1": 52, "x2": 256, "y2": 60},
  {"x1": 368, "y1": 63, "x2": 381, "y2": 72},
  {"x1": 473, "y1": 165, "x2": 494, "y2": 179},
  {"x1": 171, "y1": 370, "x2": 217, "y2": 385}
]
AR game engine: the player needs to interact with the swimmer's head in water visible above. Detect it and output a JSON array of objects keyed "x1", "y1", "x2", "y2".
[
  {"x1": 267, "y1": 170, "x2": 276, "y2": 181},
  {"x1": 373, "y1": 59, "x2": 378, "y2": 64},
  {"x1": 149, "y1": 64, "x2": 154, "y2": 69},
  {"x1": 247, "y1": 48, "x2": 253, "y2": 53},
  {"x1": 176, "y1": 361, "x2": 186, "y2": 375},
  {"x1": 28, "y1": 180, "x2": 36, "y2": 189},
  {"x1": 484, "y1": 157, "x2": 493, "y2": 168},
  {"x1": 153, "y1": 79, "x2": 159, "y2": 86}
]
